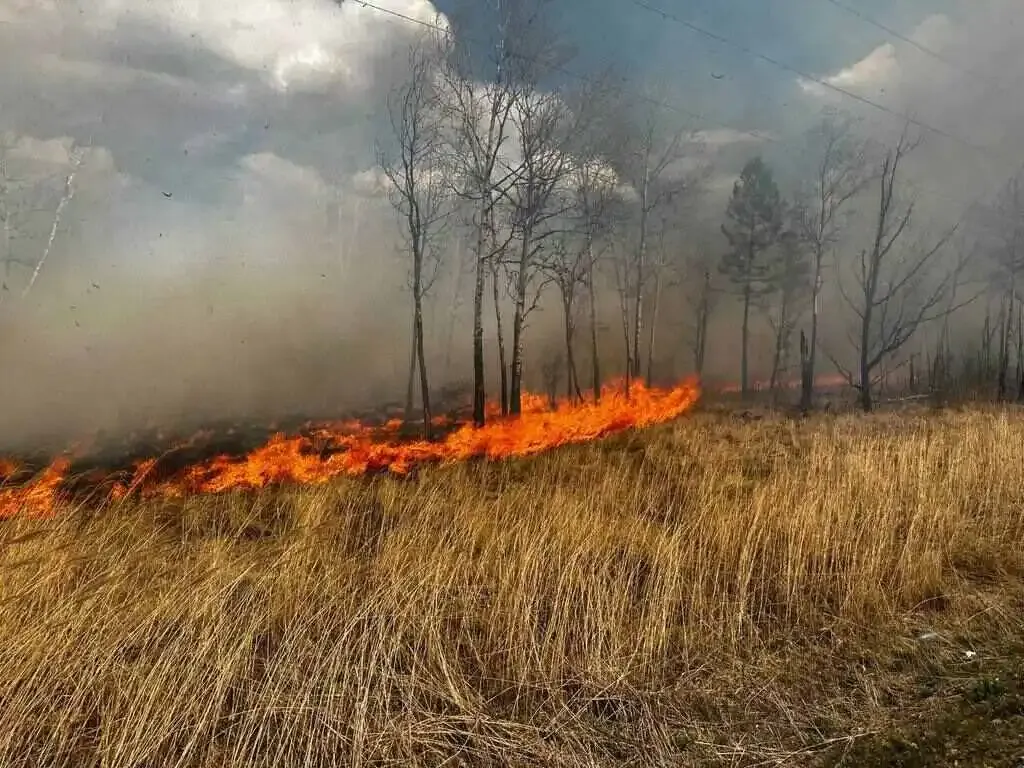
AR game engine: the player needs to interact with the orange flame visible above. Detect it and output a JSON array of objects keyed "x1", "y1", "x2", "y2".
[
  {"x1": 0, "y1": 458, "x2": 71, "y2": 519},
  {"x1": 0, "y1": 377, "x2": 700, "y2": 518}
]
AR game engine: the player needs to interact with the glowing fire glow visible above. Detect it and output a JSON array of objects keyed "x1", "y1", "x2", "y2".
[{"x1": 0, "y1": 377, "x2": 700, "y2": 518}]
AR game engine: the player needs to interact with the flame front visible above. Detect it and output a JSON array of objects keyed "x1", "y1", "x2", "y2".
[{"x1": 0, "y1": 377, "x2": 701, "y2": 518}]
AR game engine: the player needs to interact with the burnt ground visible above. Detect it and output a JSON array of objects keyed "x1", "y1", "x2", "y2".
[{"x1": 0, "y1": 397, "x2": 474, "y2": 504}]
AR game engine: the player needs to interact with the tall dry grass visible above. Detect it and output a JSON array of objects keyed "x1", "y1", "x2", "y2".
[{"x1": 0, "y1": 408, "x2": 1023, "y2": 766}]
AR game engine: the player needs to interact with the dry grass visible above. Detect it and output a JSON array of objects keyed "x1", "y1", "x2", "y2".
[{"x1": 1, "y1": 407, "x2": 1023, "y2": 766}]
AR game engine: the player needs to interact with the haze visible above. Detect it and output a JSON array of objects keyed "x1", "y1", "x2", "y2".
[{"x1": 0, "y1": 0, "x2": 1021, "y2": 451}]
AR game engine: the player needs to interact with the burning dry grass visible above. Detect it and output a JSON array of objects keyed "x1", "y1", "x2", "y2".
[{"x1": 0, "y1": 408, "x2": 1023, "y2": 766}]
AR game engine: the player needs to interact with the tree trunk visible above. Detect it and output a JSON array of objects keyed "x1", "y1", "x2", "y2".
[
  {"x1": 509, "y1": 233, "x2": 529, "y2": 416},
  {"x1": 617, "y1": 261, "x2": 632, "y2": 398},
  {"x1": 1017, "y1": 297, "x2": 1024, "y2": 402},
  {"x1": 632, "y1": 212, "x2": 647, "y2": 381},
  {"x1": 998, "y1": 285, "x2": 1012, "y2": 401},
  {"x1": 645, "y1": 264, "x2": 662, "y2": 388},
  {"x1": 587, "y1": 239, "x2": 601, "y2": 402},
  {"x1": 472, "y1": 219, "x2": 487, "y2": 427},
  {"x1": 562, "y1": 289, "x2": 582, "y2": 401},
  {"x1": 740, "y1": 281, "x2": 751, "y2": 400},
  {"x1": 404, "y1": 309, "x2": 417, "y2": 424},
  {"x1": 799, "y1": 330, "x2": 811, "y2": 412},
  {"x1": 492, "y1": 259, "x2": 509, "y2": 416},
  {"x1": 859, "y1": 299, "x2": 874, "y2": 413},
  {"x1": 769, "y1": 290, "x2": 790, "y2": 397},
  {"x1": 413, "y1": 290, "x2": 432, "y2": 439},
  {"x1": 694, "y1": 269, "x2": 710, "y2": 378},
  {"x1": 800, "y1": 252, "x2": 823, "y2": 411}
]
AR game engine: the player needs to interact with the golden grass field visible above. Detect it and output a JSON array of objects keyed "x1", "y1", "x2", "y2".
[{"x1": 1, "y1": 405, "x2": 1023, "y2": 767}]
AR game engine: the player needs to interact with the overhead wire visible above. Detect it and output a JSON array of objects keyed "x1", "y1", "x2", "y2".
[
  {"x1": 625, "y1": 0, "x2": 1002, "y2": 162},
  {"x1": 818, "y1": 0, "x2": 993, "y2": 87},
  {"x1": 350, "y1": 0, "x2": 1009, "y2": 210}
]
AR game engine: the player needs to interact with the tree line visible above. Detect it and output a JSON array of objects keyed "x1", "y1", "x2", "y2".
[{"x1": 377, "y1": 0, "x2": 1014, "y2": 435}]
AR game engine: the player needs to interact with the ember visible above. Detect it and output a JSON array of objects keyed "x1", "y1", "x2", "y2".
[{"x1": 0, "y1": 377, "x2": 700, "y2": 518}]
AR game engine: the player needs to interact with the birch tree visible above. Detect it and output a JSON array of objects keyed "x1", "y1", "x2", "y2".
[
  {"x1": 379, "y1": 34, "x2": 450, "y2": 438},
  {"x1": 440, "y1": 1, "x2": 523, "y2": 425},
  {"x1": 505, "y1": 90, "x2": 580, "y2": 414}
]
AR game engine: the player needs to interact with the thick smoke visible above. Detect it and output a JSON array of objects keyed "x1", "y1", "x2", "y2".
[{"x1": 0, "y1": 0, "x2": 1022, "y2": 451}]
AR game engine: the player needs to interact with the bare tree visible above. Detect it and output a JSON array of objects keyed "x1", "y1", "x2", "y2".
[
  {"x1": 542, "y1": 141, "x2": 622, "y2": 403},
  {"x1": 574, "y1": 157, "x2": 620, "y2": 401},
  {"x1": 794, "y1": 110, "x2": 874, "y2": 411},
  {"x1": 832, "y1": 126, "x2": 973, "y2": 411},
  {"x1": 610, "y1": 96, "x2": 694, "y2": 396},
  {"x1": 681, "y1": 250, "x2": 718, "y2": 379},
  {"x1": 761, "y1": 228, "x2": 811, "y2": 394},
  {"x1": 379, "y1": 33, "x2": 450, "y2": 438},
  {"x1": 971, "y1": 167, "x2": 1024, "y2": 400},
  {"x1": 644, "y1": 207, "x2": 675, "y2": 386},
  {"x1": 439, "y1": 2, "x2": 524, "y2": 426},
  {"x1": 543, "y1": 233, "x2": 586, "y2": 400},
  {"x1": 505, "y1": 90, "x2": 579, "y2": 414}
]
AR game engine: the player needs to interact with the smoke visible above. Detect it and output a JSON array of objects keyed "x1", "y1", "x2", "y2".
[{"x1": 0, "y1": 0, "x2": 1022, "y2": 451}]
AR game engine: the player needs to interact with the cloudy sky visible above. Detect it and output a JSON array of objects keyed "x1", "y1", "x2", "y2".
[{"x1": 0, "y1": 0, "x2": 1021, "y2": 443}]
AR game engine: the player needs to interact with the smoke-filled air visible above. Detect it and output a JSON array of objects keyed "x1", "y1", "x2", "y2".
[{"x1": 1, "y1": 0, "x2": 1024, "y2": 765}]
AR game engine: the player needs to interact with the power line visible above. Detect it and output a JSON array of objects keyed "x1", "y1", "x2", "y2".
[
  {"x1": 626, "y1": 0, "x2": 997, "y2": 160},
  {"x1": 818, "y1": 0, "x2": 1017, "y2": 105},
  {"x1": 350, "y1": 0, "x2": 775, "y2": 144},
  {"x1": 818, "y1": 0, "x2": 990, "y2": 86},
  {"x1": 349, "y1": 0, "x2": 1004, "y2": 210}
]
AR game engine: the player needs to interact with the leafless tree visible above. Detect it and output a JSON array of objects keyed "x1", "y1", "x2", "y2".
[
  {"x1": 644, "y1": 207, "x2": 676, "y2": 386},
  {"x1": 970, "y1": 167, "x2": 1024, "y2": 399},
  {"x1": 681, "y1": 249, "x2": 718, "y2": 379},
  {"x1": 610, "y1": 96, "x2": 696, "y2": 396},
  {"x1": 505, "y1": 90, "x2": 582, "y2": 414},
  {"x1": 378, "y1": 33, "x2": 450, "y2": 438},
  {"x1": 832, "y1": 126, "x2": 975, "y2": 411},
  {"x1": 439, "y1": 1, "x2": 525, "y2": 426},
  {"x1": 574, "y1": 157, "x2": 621, "y2": 402},
  {"x1": 793, "y1": 110, "x2": 874, "y2": 411},
  {"x1": 542, "y1": 233, "x2": 586, "y2": 400},
  {"x1": 761, "y1": 228, "x2": 811, "y2": 394},
  {"x1": 540, "y1": 147, "x2": 622, "y2": 404}
]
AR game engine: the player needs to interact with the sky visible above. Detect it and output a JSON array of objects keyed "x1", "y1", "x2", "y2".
[{"x1": 0, "y1": 0, "x2": 1021, "y2": 444}]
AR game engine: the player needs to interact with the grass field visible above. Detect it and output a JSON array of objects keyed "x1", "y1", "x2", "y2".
[{"x1": 1, "y1": 405, "x2": 1023, "y2": 766}]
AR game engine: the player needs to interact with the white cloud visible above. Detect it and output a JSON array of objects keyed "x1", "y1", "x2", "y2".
[
  {"x1": 85, "y1": 0, "x2": 448, "y2": 93},
  {"x1": 238, "y1": 152, "x2": 331, "y2": 197},
  {"x1": 691, "y1": 128, "x2": 770, "y2": 148},
  {"x1": 5, "y1": 134, "x2": 116, "y2": 175},
  {"x1": 824, "y1": 43, "x2": 898, "y2": 90},
  {"x1": 351, "y1": 167, "x2": 390, "y2": 197}
]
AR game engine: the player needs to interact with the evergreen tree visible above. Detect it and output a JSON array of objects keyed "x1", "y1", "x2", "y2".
[{"x1": 719, "y1": 156, "x2": 784, "y2": 398}]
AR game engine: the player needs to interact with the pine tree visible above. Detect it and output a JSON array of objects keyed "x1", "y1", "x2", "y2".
[{"x1": 719, "y1": 156, "x2": 784, "y2": 398}]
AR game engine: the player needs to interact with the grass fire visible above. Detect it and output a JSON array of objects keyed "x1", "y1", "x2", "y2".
[
  {"x1": 0, "y1": 378, "x2": 700, "y2": 518},
  {"x1": 4, "y1": 0, "x2": 1024, "y2": 764},
  {"x1": 2, "y1": 402, "x2": 1023, "y2": 767}
]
